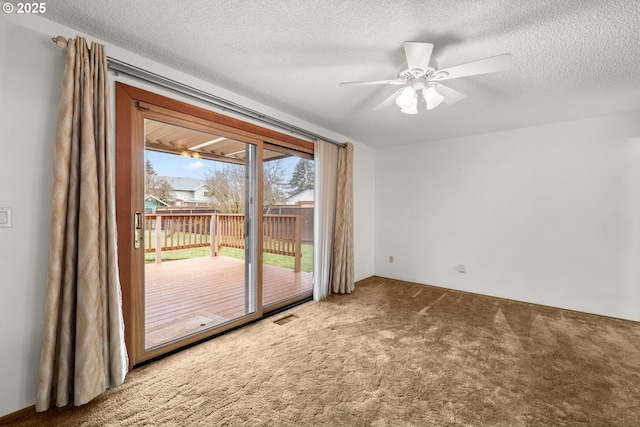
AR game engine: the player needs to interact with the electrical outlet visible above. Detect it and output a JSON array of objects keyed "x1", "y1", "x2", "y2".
[
  {"x1": 389, "y1": 256, "x2": 394, "y2": 263},
  {"x1": 457, "y1": 264, "x2": 466, "y2": 273}
]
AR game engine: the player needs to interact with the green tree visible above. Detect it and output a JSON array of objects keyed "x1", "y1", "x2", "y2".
[
  {"x1": 144, "y1": 159, "x2": 157, "y2": 193},
  {"x1": 287, "y1": 158, "x2": 314, "y2": 195},
  {"x1": 145, "y1": 159, "x2": 175, "y2": 205},
  {"x1": 145, "y1": 159, "x2": 156, "y2": 175}
]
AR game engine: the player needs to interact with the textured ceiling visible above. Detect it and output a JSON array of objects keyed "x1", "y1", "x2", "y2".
[{"x1": 42, "y1": 0, "x2": 640, "y2": 148}]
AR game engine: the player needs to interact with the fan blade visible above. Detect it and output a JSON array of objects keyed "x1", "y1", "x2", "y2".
[
  {"x1": 404, "y1": 42, "x2": 434, "y2": 71},
  {"x1": 433, "y1": 53, "x2": 512, "y2": 81},
  {"x1": 340, "y1": 79, "x2": 404, "y2": 86},
  {"x1": 432, "y1": 83, "x2": 466, "y2": 105},
  {"x1": 373, "y1": 88, "x2": 403, "y2": 111}
]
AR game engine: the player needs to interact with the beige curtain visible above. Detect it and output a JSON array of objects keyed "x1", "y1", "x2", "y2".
[
  {"x1": 36, "y1": 36, "x2": 128, "y2": 412},
  {"x1": 313, "y1": 140, "x2": 339, "y2": 300},
  {"x1": 331, "y1": 142, "x2": 354, "y2": 294},
  {"x1": 313, "y1": 141, "x2": 355, "y2": 300}
]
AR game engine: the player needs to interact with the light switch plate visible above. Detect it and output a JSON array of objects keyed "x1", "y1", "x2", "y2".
[{"x1": 0, "y1": 207, "x2": 12, "y2": 228}]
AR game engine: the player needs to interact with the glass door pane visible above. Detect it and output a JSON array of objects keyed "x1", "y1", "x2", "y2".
[
  {"x1": 262, "y1": 147, "x2": 314, "y2": 310},
  {"x1": 143, "y1": 119, "x2": 257, "y2": 350}
]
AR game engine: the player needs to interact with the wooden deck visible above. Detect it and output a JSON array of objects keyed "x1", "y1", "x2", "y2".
[{"x1": 144, "y1": 256, "x2": 313, "y2": 348}]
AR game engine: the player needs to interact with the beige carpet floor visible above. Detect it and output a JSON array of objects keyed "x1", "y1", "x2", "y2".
[{"x1": 6, "y1": 276, "x2": 640, "y2": 426}]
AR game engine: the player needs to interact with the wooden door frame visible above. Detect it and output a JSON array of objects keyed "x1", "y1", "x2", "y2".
[{"x1": 115, "y1": 83, "x2": 312, "y2": 367}]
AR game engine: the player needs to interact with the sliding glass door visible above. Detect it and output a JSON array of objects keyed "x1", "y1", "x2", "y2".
[
  {"x1": 143, "y1": 120, "x2": 258, "y2": 350},
  {"x1": 262, "y1": 145, "x2": 314, "y2": 311},
  {"x1": 116, "y1": 83, "x2": 314, "y2": 366}
]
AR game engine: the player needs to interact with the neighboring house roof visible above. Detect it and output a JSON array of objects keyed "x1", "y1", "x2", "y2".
[
  {"x1": 144, "y1": 195, "x2": 170, "y2": 206},
  {"x1": 286, "y1": 188, "x2": 314, "y2": 204},
  {"x1": 157, "y1": 176, "x2": 208, "y2": 192}
]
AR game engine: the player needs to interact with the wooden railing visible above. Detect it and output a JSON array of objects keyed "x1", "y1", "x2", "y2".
[
  {"x1": 262, "y1": 214, "x2": 303, "y2": 260},
  {"x1": 216, "y1": 214, "x2": 245, "y2": 252},
  {"x1": 145, "y1": 214, "x2": 214, "y2": 265},
  {"x1": 145, "y1": 213, "x2": 303, "y2": 271}
]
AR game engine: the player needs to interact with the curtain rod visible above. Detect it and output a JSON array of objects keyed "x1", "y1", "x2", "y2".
[{"x1": 52, "y1": 36, "x2": 345, "y2": 148}]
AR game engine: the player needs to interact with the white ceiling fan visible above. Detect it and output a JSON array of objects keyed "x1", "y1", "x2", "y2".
[{"x1": 340, "y1": 42, "x2": 512, "y2": 114}]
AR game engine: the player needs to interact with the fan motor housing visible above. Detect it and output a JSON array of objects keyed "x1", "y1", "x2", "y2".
[{"x1": 399, "y1": 67, "x2": 436, "y2": 81}]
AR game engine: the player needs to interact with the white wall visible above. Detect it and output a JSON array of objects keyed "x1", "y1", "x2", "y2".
[
  {"x1": 376, "y1": 112, "x2": 640, "y2": 321},
  {"x1": 0, "y1": 14, "x2": 375, "y2": 417},
  {"x1": 353, "y1": 141, "x2": 376, "y2": 282},
  {"x1": 0, "y1": 16, "x2": 63, "y2": 418}
]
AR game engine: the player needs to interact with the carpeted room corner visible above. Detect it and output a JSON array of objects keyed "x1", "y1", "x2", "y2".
[
  {"x1": 5, "y1": 276, "x2": 640, "y2": 427},
  {"x1": 3, "y1": 2, "x2": 640, "y2": 424}
]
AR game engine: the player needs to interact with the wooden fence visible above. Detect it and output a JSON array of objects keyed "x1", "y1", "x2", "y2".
[{"x1": 144, "y1": 213, "x2": 303, "y2": 271}]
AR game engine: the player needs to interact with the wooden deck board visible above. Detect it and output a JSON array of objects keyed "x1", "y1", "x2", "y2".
[{"x1": 144, "y1": 256, "x2": 313, "y2": 347}]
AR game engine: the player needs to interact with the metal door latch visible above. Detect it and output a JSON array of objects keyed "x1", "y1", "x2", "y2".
[{"x1": 134, "y1": 212, "x2": 142, "y2": 249}]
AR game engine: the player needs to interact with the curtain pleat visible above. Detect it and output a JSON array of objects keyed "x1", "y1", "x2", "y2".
[
  {"x1": 331, "y1": 142, "x2": 354, "y2": 294},
  {"x1": 313, "y1": 140, "x2": 339, "y2": 300},
  {"x1": 36, "y1": 36, "x2": 128, "y2": 412},
  {"x1": 313, "y1": 141, "x2": 355, "y2": 300}
]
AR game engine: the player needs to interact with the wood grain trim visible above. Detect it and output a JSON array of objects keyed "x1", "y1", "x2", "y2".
[
  {"x1": 141, "y1": 108, "x2": 263, "y2": 146},
  {"x1": 264, "y1": 142, "x2": 314, "y2": 160},
  {"x1": 117, "y1": 83, "x2": 313, "y2": 153},
  {"x1": 115, "y1": 83, "x2": 135, "y2": 368},
  {"x1": 0, "y1": 404, "x2": 36, "y2": 424},
  {"x1": 129, "y1": 107, "x2": 146, "y2": 365}
]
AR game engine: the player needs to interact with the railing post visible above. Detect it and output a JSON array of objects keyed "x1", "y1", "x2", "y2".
[
  {"x1": 210, "y1": 213, "x2": 217, "y2": 257},
  {"x1": 216, "y1": 214, "x2": 222, "y2": 256},
  {"x1": 294, "y1": 215, "x2": 302, "y2": 272},
  {"x1": 155, "y1": 215, "x2": 162, "y2": 264}
]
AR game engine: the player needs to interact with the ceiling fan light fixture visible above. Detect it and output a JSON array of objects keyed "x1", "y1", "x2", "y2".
[
  {"x1": 400, "y1": 95, "x2": 418, "y2": 114},
  {"x1": 423, "y1": 86, "x2": 444, "y2": 110},
  {"x1": 395, "y1": 87, "x2": 417, "y2": 109},
  {"x1": 341, "y1": 42, "x2": 511, "y2": 113}
]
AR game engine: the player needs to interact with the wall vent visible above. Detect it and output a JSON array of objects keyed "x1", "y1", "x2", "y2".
[{"x1": 274, "y1": 314, "x2": 298, "y2": 325}]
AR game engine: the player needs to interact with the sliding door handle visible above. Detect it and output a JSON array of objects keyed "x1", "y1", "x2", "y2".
[{"x1": 134, "y1": 212, "x2": 142, "y2": 249}]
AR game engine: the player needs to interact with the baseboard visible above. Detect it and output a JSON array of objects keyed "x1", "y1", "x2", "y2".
[
  {"x1": 368, "y1": 275, "x2": 640, "y2": 324},
  {"x1": 0, "y1": 404, "x2": 35, "y2": 424}
]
